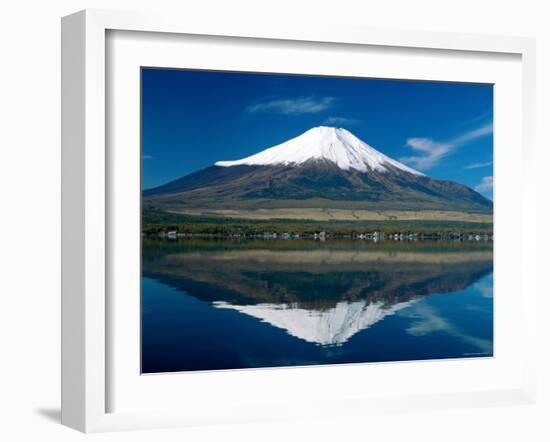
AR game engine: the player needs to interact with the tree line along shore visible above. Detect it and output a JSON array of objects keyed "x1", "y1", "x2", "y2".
[{"x1": 142, "y1": 210, "x2": 493, "y2": 241}]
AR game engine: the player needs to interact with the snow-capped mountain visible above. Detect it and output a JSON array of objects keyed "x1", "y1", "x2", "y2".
[
  {"x1": 215, "y1": 126, "x2": 423, "y2": 176},
  {"x1": 143, "y1": 126, "x2": 492, "y2": 213},
  {"x1": 214, "y1": 299, "x2": 415, "y2": 346}
]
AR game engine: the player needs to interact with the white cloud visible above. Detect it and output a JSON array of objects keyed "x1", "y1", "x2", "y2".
[
  {"x1": 465, "y1": 161, "x2": 493, "y2": 169},
  {"x1": 474, "y1": 176, "x2": 493, "y2": 193},
  {"x1": 452, "y1": 123, "x2": 493, "y2": 145},
  {"x1": 401, "y1": 123, "x2": 493, "y2": 171},
  {"x1": 400, "y1": 138, "x2": 453, "y2": 170},
  {"x1": 323, "y1": 116, "x2": 359, "y2": 126},
  {"x1": 246, "y1": 96, "x2": 335, "y2": 115}
]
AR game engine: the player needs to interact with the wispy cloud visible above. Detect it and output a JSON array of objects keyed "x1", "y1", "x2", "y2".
[
  {"x1": 451, "y1": 110, "x2": 493, "y2": 131},
  {"x1": 400, "y1": 138, "x2": 454, "y2": 170},
  {"x1": 142, "y1": 154, "x2": 153, "y2": 160},
  {"x1": 452, "y1": 124, "x2": 493, "y2": 145},
  {"x1": 465, "y1": 161, "x2": 493, "y2": 170},
  {"x1": 475, "y1": 176, "x2": 493, "y2": 194},
  {"x1": 323, "y1": 116, "x2": 359, "y2": 126},
  {"x1": 246, "y1": 96, "x2": 335, "y2": 116},
  {"x1": 400, "y1": 123, "x2": 493, "y2": 171}
]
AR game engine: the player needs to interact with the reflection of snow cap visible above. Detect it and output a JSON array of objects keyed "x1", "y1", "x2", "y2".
[{"x1": 214, "y1": 299, "x2": 415, "y2": 346}]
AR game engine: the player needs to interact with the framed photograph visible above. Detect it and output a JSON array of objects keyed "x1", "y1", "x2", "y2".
[
  {"x1": 140, "y1": 69, "x2": 496, "y2": 374},
  {"x1": 61, "y1": 9, "x2": 538, "y2": 432}
]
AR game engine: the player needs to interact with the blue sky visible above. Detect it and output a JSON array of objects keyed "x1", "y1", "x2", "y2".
[{"x1": 142, "y1": 68, "x2": 493, "y2": 198}]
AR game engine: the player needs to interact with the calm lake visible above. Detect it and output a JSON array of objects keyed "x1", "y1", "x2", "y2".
[{"x1": 141, "y1": 238, "x2": 493, "y2": 373}]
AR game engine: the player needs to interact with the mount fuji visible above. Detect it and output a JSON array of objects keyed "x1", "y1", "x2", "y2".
[
  {"x1": 215, "y1": 126, "x2": 423, "y2": 175},
  {"x1": 143, "y1": 127, "x2": 492, "y2": 213}
]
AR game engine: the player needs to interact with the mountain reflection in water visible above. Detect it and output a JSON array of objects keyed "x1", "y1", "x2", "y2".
[{"x1": 142, "y1": 239, "x2": 493, "y2": 372}]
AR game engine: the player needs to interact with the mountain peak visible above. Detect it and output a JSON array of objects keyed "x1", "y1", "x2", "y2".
[{"x1": 215, "y1": 126, "x2": 424, "y2": 176}]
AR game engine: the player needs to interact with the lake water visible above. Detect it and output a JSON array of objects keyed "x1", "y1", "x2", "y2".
[{"x1": 142, "y1": 238, "x2": 493, "y2": 373}]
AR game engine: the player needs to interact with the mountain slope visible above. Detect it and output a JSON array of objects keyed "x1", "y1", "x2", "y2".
[{"x1": 143, "y1": 127, "x2": 492, "y2": 214}]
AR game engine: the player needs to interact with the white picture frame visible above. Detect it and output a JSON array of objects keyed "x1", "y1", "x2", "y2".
[{"x1": 61, "y1": 9, "x2": 538, "y2": 433}]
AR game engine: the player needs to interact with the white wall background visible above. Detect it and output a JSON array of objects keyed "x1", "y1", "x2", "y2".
[{"x1": 0, "y1": 1, "x2": 548, "y2": 441}]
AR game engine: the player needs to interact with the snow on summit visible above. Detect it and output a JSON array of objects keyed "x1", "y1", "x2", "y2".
[{"x1": 215, "y1": 126, "x2": 424, "y2": 175}]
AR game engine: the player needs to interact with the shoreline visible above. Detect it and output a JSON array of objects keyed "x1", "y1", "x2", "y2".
[
  {"x1": 142, "y1": 209, "x2": 493, "y2": 240},
  {"x1": 144, "y1": 231, "x2": 493, "y2": 242}
]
